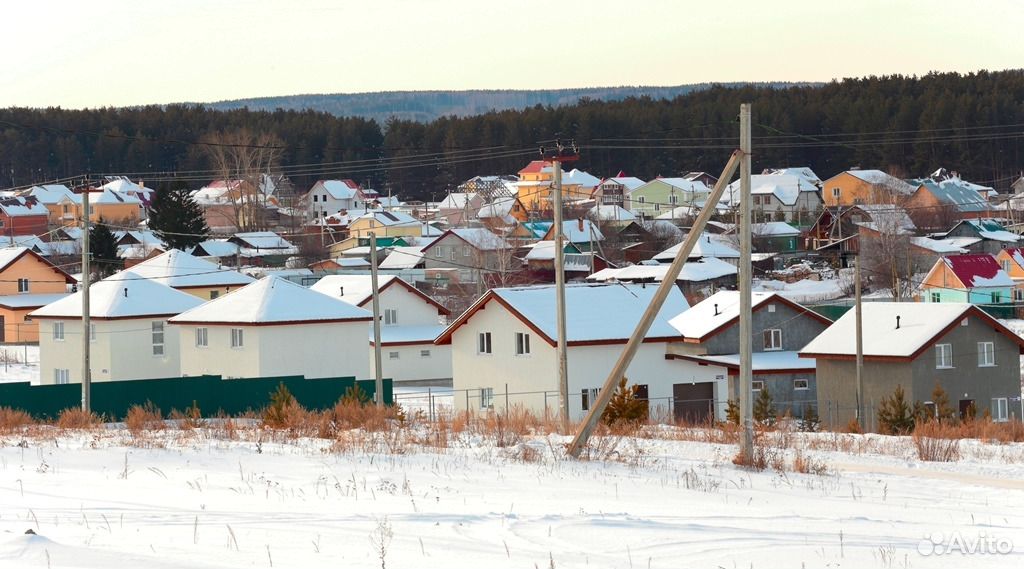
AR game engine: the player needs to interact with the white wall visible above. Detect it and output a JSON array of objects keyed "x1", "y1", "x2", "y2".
[
  {"x1": 377, "y1": 285, "x2": 444, "y2": 326},
  {"x1": 450, "y1": 301, "x2": 725, "y2": 421},
  {"x1": 175, "y1": 321, "x2": 370, "y2": 380},
  {"x1": 38, "y1": 317, "x2": 182, "y2": 384},
  {"x1": 371, "y1": 342, "x2": 452, "y2": 382}
]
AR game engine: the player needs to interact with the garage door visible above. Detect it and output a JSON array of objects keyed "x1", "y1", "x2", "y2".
[{"x1": 673, "y1": 382, "x2": 714, "y2": 424}]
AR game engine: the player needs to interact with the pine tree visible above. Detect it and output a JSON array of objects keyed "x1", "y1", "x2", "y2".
[
  {"x1": 601, "y1": 377, "x2": 647, "y2": 426},
  {"x1": 930, "y1": 382, "x2": 955, "y2": 422},
  {"x1": 753, "y1": 388, "x2": 776, "y2": 426},
  {"x1": 877, "y1": 385, "x2": 915, "y2": 435},
  {"x1": 798, "y1": 403, "x2": 820, "y2": 432},
  {"x1": 725, "y1": 399, "x2": 740, "y2": 425},
  {"x1": 89, "y1": 219, "x2": 121, "y2": 278},
  {"x1": 148, "y1": 184, "x2": 210, "y2": 251}
]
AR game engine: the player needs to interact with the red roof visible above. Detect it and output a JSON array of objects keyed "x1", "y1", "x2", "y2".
[
  {"x1": 518, "y1": 160, "x2": 551, "y2": 175},
  {"x1": 943, "y1": 254, "x2": 1005, "y2": 288}
]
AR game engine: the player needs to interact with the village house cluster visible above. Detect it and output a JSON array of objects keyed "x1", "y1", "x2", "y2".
[{"x1": 3, "y1": 162, "x2": 1024, "y2": 428}]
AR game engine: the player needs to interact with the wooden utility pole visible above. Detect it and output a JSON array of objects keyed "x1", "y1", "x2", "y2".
[
  {"x1": 81, "y1": 186, "x2": 92, "y2": 412},
  {"x1": 738, "y1": 103, "x2": 754, "y2": 461},
  {"x1": 552, "y1": 158, "x2": 570, "y2": 424},
  {"x1": 369, "y1": 232, "x2": 384, "y2": 407},
  {"x1": 566, "y1": 149, "x2": 742, "y2": 458},
  {"x1": 855, "y1": 253, "x2": 864, "y2": 424}
]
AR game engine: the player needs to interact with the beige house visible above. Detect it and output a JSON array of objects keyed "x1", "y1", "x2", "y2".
[
  {"x1": 30, "y1": 272, "x2": 205, "y2": 384},
  {"x1": 169, "y1": 276, "x2": 373, "y2": 380}
]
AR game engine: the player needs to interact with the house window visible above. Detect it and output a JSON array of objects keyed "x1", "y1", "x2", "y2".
[
  {"x1": 991, "y1": 397, "x2": 1009, "y2": 422},
  {"x1": 977, "y1": 341, "x2": 995, "y2": 367},
  {"x1": 17, "y1": 278, "x2": 29, "y2": 293},
  {"x1": 1015, "y1": 289, "x2": 1024, "y2": 302},
  {"x1": 52, "y1": 321, "x2": 64, "y2": 341},
  {"x1": 1002, "y1": 260, "x2": 1011, "y2": 272},
  {"x1": 654, "y1": 203, "x2": 660, "y2": 211},
  {"x1": 420, "y1": 349, "x2": 431, "y2": 358},
  {"x1": 669, "y1": 195, "x2": 678, "y2": 205},
  {"x1": 752, "y1": 380, "x2": 764, "y2": 391},
  {"x1": 196, "y1": 327, "x2": 209, "y2": 347},
  {"x1": 991, "y1": 291, "x2": 1003, "y2": 303},
  {"x1": 462, "y1": 246, "x2": 470, "y2": 257},
  {"x1": 581, "y1": 387, "x2": 599, "y2": 411},
  {"x1": 515, "y1": 332, "x2": 531, "y2": 355},
  {"x1": 384, "y1": 309, "x2": 398, "y2": 325},
  {"x1": 449, "y1": 249, "x2": 456, "y2": 261},
  {"x1": 930, "y1": 291, "x2": 940, "y2": 303},
  {"x1": 435, "y1": 247, "x2": 443, "y2": 258},
  {"x1": 312, "y1": 195, "x2": 318, "y2": 202},
  {"x1": 935, "y1": 343, "x2": 953, "y2": 369},
  {"x1": 480, "y1": 387, "x2": 494, "y2": 409},
  {"x1": 763, "y1": 329, "x2": 782, "y2": 351},
  {"x1": 389, "y1": 351, "x2": 400, "y2": 360},
  {"x1": 638, "y1": 196, "x2": 645, "y2": 204},
  {"x1": 768, "y1": 304, "x2": 776, "y2": 313},
  {"x1": 831, "y1": 187, "x2": 840, "y2": 199},
  {"x1": 793, "y1": 379, "x2": 809, "y2": 390},
  {"x1": 231, "y1": 328, "x2": 244, "y2": 348},
  {"x1": 210, "y1": 290, "x2": 220, "y2": 300},
  {"x1": 54, "y1": 368, "x2": 70, "y2": 384},
  {"x1": 477, "y1": 332, "x2": 492, "y2": 354},
  {"x1": 152, "y1": 322, "x2": 165, "y2": 356}
]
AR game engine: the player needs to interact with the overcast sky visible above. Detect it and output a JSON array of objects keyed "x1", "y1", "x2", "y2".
[{"x1": 2, "y1": 0, "x2": 1021, "y2": 108}]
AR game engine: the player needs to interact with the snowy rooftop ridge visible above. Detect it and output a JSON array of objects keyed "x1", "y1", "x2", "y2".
[
  {"x1": 668, "y1": 290, "x2": 779, "y2": 339},
  {"x1": 126, "y1": 249, "x2": 255, "y2": 288},
  {"x1": 30, "y1": 272, "x2": 204, "y2": 319}
]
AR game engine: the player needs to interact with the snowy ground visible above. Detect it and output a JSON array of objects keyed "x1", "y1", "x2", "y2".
[
  {"x1": 0, "y1": 427, "x2": 1021, "y2": 568},
  {"x1": 0, "y1": 345, "x2": 39, "y2": 384}
]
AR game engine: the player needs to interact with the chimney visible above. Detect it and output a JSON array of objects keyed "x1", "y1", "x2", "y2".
[
  {"x1": 896, "y1": 315, "x2": 901, "y2": 329},
  {"x1": 339, "y1": 286, "x2": 344, "y2": 297},
  {"x1": 713, "y1": 303, "x2": 719, "y2": 316},
  {"x1": 124, "y1": 287, "x2": 128, "y2": 298}
]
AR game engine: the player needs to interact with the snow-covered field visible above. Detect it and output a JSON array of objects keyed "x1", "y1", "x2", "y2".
[
  {"x1": 0, "y1": 426, "x2": 1021, "y2": 568},
  {"x1": 0, "y1": 345, "x2": 39, "y2": 384}
]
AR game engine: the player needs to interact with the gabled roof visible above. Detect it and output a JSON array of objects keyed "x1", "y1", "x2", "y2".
[
  {"x1": 1000, "y1": 248, "x2": 1024, "y2": 272},
  {"x1": 544, "y1": 219, "x2": 605, "y2": 243},
  {"x1": 726, "y1": 175, "x2": 813, "y2": 206},
  {"x1": 190, "y1": 239, "x2": 240, "y2": 258},
  {"x1": 309, "y1": 274, "x2": 449, "y2": 315},
  {"x1": 313, "y1": 179, "x2": 360, "y2": 200},
  {"x1": 653, "y1": 233, "x2": 740, "y2": 261},
  {"x1": 910, "y1": 237, "x2": 967, "y2": 254},
  {"x1": 752, "y1": 222, "x2": 800, "y2": 237},
  {"x1": 912, "y1": 179, "x2": 990, "y2": 213},
  {"x1": 518, "y1": 160, "x2": 552, "y2": 175},
  {"x1": 436, "y1": 283, "x2": 689, "y2": 346},
  {"x1": 800, "y1": 302, "x2": 1024, "y2": 360},
  {"x1": 27, "y1": 184, "x2": 79, "y2": 205},
  {"x1": 927, "y1": 254, "x2": 1013, "y2": 289},
  {"x1": 587, "y1": 257, "x2": 737, "y2": 283},
  {"x1": 668, "y1": 290, "x2": 829, "y2": 341},
  {"x1": 378, "y1": 246, "x2": 427, "y2": 269},
  {"x1": 763, "y1": 167, "x2": 822, "y2": 187},
  {"x1": 86, "y1": 188, "x2": 142, "y2": 205},
  {"x1": 599, "y1": 177, "x2": 646, "y2": 191},
  {"x1": 0, "y1": 247, "x2": 76, "y2": 283},
  {"x1": 524, "y1": 240, "x2": 581, "y2": 261},
  {"x1": 229, "y1": 232, "x2": 296, "y2": 251},
  {"x1": 424, "y1": 228, "x2": 510, "y2": 251},
  {"x1": 352, "y1": 210, "x2": 420, "y2": 227},
  {"x1": 0, "y1": 196, "x2": 49, "y2": 217},
  {"x1": 169, "y1": 276, "x2": 372, "y2": 325},
  {"x1": 959, "y1": 219, "x2": 1020, "y2": 243},
  {"x1": 588, "y1": 204, "x2": 636, "y2": 221},
  {"x1": 30, "y1": 271, "x2": 204, "y2": 320},
  {"x1": 562, "y1": 169, "x2": 601, "y2": 188},
  {"x1": 125, "y1": 249, "x2": 255, "y2": 289},
  {"x1": 438, "y1": 192, "x2": 480, "y2": 210},
  {"x1": 835, "y1": 170, "x2": 916, "y2": 194},
  {"x1": 632, "y1": 178, "x2": 711, "y2": 195}
]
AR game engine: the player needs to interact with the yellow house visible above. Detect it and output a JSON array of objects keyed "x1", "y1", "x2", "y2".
[
  {"x1": 821, "y1": 170, "x2": 916, "y2": 207},
  {"x1": 0, "y1": 247, "x2": 75, "y2": 342},
  {"x1": 995, "y1": 248, "x2": 1024, "y2": 302},
  {"x1": 515, "y1": 161, "x2": 598, "y2": 213},
  {"x1": 123, "y1": 249, "x2": 255, "y2": 300}
]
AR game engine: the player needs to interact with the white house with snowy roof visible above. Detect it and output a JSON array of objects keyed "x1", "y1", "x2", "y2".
[
  {"x1": 653, "y1": 233, "x2": 740, "y2": 265},
  {"x1": 169, "y1": 276, "x2": 372, "y2": 380},
  {"x1": 31, "y1": 272, "x2": 205, "y2": 384},
  {"x1": 311, "y1": 275, "x2": 451, "y2": 383},
  {"x1": 436, "y1": 283, "x2": 720, "y2": 421},
  {"x1": 725, "y1": 174, "x2": 822, "y2": 223},
  {"x1": 305, "y1": 179, "x2": 363, "y2": 218},
  {"x1": 124, "y1": 249, "x2": 254, "y2": 300}
]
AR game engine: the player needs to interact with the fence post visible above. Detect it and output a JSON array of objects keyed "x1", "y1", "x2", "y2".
[
  {"x1": 465, "y1": 389, "x2": 469, "y2": 411},
  {"x1": 505, "y1": 383, "x2": 509, "y2": 411},
  {"x1": 828, "y1": 400, "x2": 833, "y2": 430},
  {"x1": 869, "y1": 399, "x2": 875, "y2": 433},
  {"x1": 428, "y1": 387, "x2": 433, "y2": 422}
]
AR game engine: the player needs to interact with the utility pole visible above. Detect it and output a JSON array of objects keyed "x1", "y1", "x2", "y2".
[
  {"x1": 854, "y1": 253, "x2": 864, "y2": 425},
  {"x1": 738, "y1": 103, "x2": 754, "y2": 462},
  {"x1": 552, "y1": 157, "x2": 570, "y2": 425},
  {"x1": 81, "y1": 184, "x2": 92, "y2": 412},
  {"x1": 369, "y1": 232, "x2": 384, "y2": 407},
  {"x1": 567, "y1": 149, "x2": 742, "y2": 458}
]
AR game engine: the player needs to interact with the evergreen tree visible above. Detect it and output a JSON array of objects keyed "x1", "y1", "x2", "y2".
[
  {"x1": 753, "y1": 388, "x2": 776, "y2": 426},
  {"x1": 148, "y1": 184, "x2": 210, "y2": 251},
  {"x1": 601, "y1": 377, "x2": 648, "y2": 426},
  {"x1": 798, "y1": 403, "x2": 820, "y2": 432},
  {"x1": 930, "y1": 382, "x2": 955, "y2": 422},
  {"x1": 89, "y1": 219, "x2": 121, "y2": 278},
  {"x1": 725, "y1": 399, "x2": 740, "y2": 425},
  {"x1": 877, "y1": 385, "x2": 915, "y2": 435}
]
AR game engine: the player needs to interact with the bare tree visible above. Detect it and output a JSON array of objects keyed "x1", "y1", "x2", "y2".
[
  {"x1": 857, "y1": 193, "x2": 925, "y2": 300},
  {"x1": 202, "y1": 130, "x2": 283, "y2": 233}
]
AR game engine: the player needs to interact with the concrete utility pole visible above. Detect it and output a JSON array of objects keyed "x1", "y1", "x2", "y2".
[
  {"x1": 369, "y1": 232, "x2": 384, "y2": 407},
  {"x1": 567, "y1": 149, "x2": 742, "y2": 458},
  {"x1": 855, "y1": 253, "x2": 864, "y2": 424},
  {"x1": 81, "y1": 185, "x2": 92, "y2": 412},
  {"x1": 738, "y1": 103, "x2": 754, "y2": 461},
  {"x1": 552, "y1": 158, "x2": 570, "y2": 424}
]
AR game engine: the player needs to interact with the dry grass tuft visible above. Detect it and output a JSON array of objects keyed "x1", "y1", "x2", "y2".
[
  {"x1": 912, "y1": 421, "x2": 962, "y2": 462},
  {"x1": 56, "y1": 407, "x2": 101, "y2": 430},
  {"x1": 0, "y1": 407, "x2": 36, "y2": 433},
  {"x1": 125, "y1": 402, "x2": 165, "y2": 436}
]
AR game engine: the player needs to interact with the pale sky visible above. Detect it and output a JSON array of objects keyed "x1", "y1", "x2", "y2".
[{"x1": 1, "y1": 0, "x2": 1021, "y2": 108}]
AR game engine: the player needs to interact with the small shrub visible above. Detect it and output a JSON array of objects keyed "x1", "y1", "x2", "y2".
[
  {"x1": 170, "y1": 400, "x2": 203, "y2": 429},
  {"x1": 798, "y1": 404, "x2": 820, "y2": 432},
  {"x1": 877, "y1": 385, "x2": 914, "y2": 435},
  {"x1": 724, "y1": 399, "x2": 740, "y2": 425},
  {"x1": 0, "y1": 407, "x2": 35, "y2": 433},
  {"x1": 261, "y1": 383, "x2": 311, "y2": 432},
  {"x1": 57, "y1": 407, "x2": 101, "y2": 429},
  {"x1": 930, "y1": 383, "x2": 955, "y2": 423},
  {"x1": 793, "y1": 451, "x2": 829, "y2": 475},
  {"x1": 753, "y1": 388, "x2": 776, "y2": 426},
  {"x1": 913, "y1": 421, "x2": 961, "y2": 462},
  {"x1": 601, "y1": 377, "x2": 648, "y2": 426},
  {"x1": 124, "y1": 402, "x2": 164, "y2": 435},
  {"x1": 845, "y1": 418, "x2": 863, "y2": 434}
]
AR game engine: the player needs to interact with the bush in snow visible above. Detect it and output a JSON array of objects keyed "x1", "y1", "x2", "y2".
[
  {"x1": 877, "y1": 385, "x2": 915, "y2": 435},
  {"x1": 601, "y1": 377, "x2": 648, "y2": 426}
]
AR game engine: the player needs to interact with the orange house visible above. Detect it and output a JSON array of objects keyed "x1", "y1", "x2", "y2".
[
  {"x1": 821, "y1": 170, "x2": 916, "y2": 207},
  {"x1": 995, "y1": 248, "x2": 1024, "y2": 302},
  {"x1": 0, "y1": 247, "x2": 75, "y2": 342}
]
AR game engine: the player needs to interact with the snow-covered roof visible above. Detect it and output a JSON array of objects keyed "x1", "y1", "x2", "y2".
[
  {"x1": 726, "y1": 175, "x2": 813, "y2": 206},
  {"x1": 379, "y1": 246, "x2": 426, "y2": 269},
  {"x1": 437, "y1": 283, "x2": 689, "y2": 345},
  {"x1": 30, "y1": 271, "x2": 204, "y2": 320},
  {"x1": 910, "y1": 237, "x2": 967, "y2": 254},
  {"x1": 653, "y1": 233, "x2": 740, "y2": 262},
  {"x1": 932, "y1": 254, "x2": 1014, "y2": 288},
  {"x1": 190, "y1": 239, "x2": 240, "y2": 259},
  {"x1": 0, "y1": 247, "x2": 43, "y2": 272},
  {"x1": 633, "y1": 178, "x2": 711, "y2": 195},
  {"x1": 310, "y1": 274, "x2": 400, "y2": 306},
  {"x1": 169, "y1": 276, "x2": 372, "y2": 325},
  {"x1": 27, "y1": 184, "x2": 78, "y2": 205},
  {"x1": 230, "y1": 231, "x2": 295, "y2": 250},
  {"x1": 913, "y1": 179, "x2": 990, "y2": 213},
  {"x1": 86, "y1": 188, "x2": 142, "y2": 205},
  {"x1": 963, "y1": 220, "x2": 1020, "y2": 243},
  {"x1": 315, "y1": 180, "x2": 360, "y2": 200},
  {"x1": 125, "y1": 249, "x2": 255, "y2": 288},
  {"x1": 588, "y1": 204, "x2": 636, "y2": 221},
  {"x1": 763, "y1": 167, "x2": 822, "y2": 187},
  {"x1": 446, "y1": 228, "x2": 510, "y2": 251},
  {"x1": 550, "y1": 219, "x2": 604, "y2": 243},
  {"x1": 0, "y1": 292, "x2": 70, "y2": 309},
  {"x1": 562, "y1": 169, "x2": 601, "y2": 189},
  {"x1": 599, "y1": 177, "x2": 646, "y2": 191},
  {"x1": 117, "y1": 243, "x2": 165, "y2": 260},
  {"x1": 477, "y1": 196, "x2": 519, "y2": 219},
  {"x1": 353, "y1": 210, "x2": 420, "y2": 227},
  {"x1": 586, "y1": 257, "x2": 737, "y2": 283},
  {"x1": 800, "y1": 302, "x2": 1022, "y2": 359},
  {"x1": 524, "y1": 240, "x2": 579, "y2": 261},
  {"x1": 0, "y1": 197, "x2": 48, "y2": 216},
  {"x1": 668, "y1": 290, "x2": 781, "y2": 340},
  {"x1": 752, "y1": 222, "x2": 800, "y2": 237},
  {"x1": 438, "y1": 192, "x2": 479, "y2": 210},
  {"x1": 842, "y1": 170, "x2": 916, "y2": 194}
]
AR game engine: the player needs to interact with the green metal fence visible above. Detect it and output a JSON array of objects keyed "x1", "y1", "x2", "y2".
[{"x1": 0, "y1": 375, "x2": 393, "y2": 420}]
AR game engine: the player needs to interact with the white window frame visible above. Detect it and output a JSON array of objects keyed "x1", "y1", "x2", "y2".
[
  {"x1": 930, "y1": 291, "x2": 940, "y2": 303},
  {"x1": 514, "y1": 332, "x2": 531, "y2": 356},
  {"x1": 977, "y1": 341, "x2": 995, "y2": 367},
  {"x1": 763, "y1": 329, "x2": 782, "y2": 351},
  {"x1": 462, "y1": 245, "x2": 470, "y2": 257},
  {"x1": 152, "y1": 321, "x2": 165, "y2": 357},
  {"x1": 935, "y1": 343, "x2": 953, "y2": 369},
  {"x1": 231, "y1": 328, "x2": 244, "y2": 348},
  {"x1": 480, "y1": 387, "x2": 494, "y2": 409},
  {"x1": 581, "y1": 387, "x2": 599, "y2": 411},
  {"x1": 1015, "y1": 288, "x2": 1024, "y2": 302},
  {"x1": 435, "y1": 247, "x2": 443, "y2": 258},
  {"x1": 477, "y1": 332, "x2": 492, "y2": 355},
  {"x1": 793, "y1": 378, "x2": 809, "y2": 390},
  {"x1": 17, "y1": 278, "x2": 29, "y2": 293},
  {"x1": 384, "y1": 308, "x2": 398, "y2": 326},
  {"x1": 196, "y1": 327, "x2": 209, "y2": 347},
  {"x1": 54, "y1": 368, "x2": 70, "y2": 384},
  {"x1": 991, "y1": 397, "x2": 1009, "y2": 422},
  {"x1": 449, "y1": 248, "x2": 456, "y2": 261},
  {"x1": 752, "y1": 380, "x2": 765, "y2": 392},
  {"x1": 831, "y1": 187, "x2": 840, "y2": 199},
  {"x1": 419, "y1": 349, "x2": 431, "y2": 358},
  {"x1": 52, "y1": 321, "x2": 64, "y2": 341},
  {"x1": 1002, "y1": 260, "x2": 1011, "y2": 272},
  {"x1": 388, "y1": 351, "x2": 400, "y2": 360}
]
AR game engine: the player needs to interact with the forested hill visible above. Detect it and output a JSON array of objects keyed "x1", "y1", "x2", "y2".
[
  {"x1": 199, "y1": 84, "x2": 808, "y2": 122},
  {"x1": 2, "y1": 71, "x2": 1023, "y2": 200}
]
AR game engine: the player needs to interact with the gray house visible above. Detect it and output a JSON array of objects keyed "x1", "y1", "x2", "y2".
[
  {"x1": 800, "y1": 302, "x2": 1024, "y2": 429},
  {"x1": 420, "y1": 228, "x2": 514, "y2": 283},
  {"x1": 665, "y1": 291, "x2": 832, "y2": 421}
]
